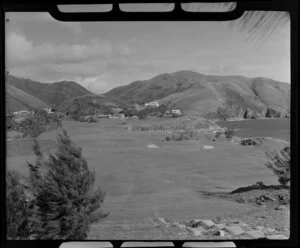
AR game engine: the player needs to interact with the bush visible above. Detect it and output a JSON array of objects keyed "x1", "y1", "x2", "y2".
[
  {"x1": 27, "y1": 131, "x2": 107, "y2": 239},
  {"x1": 164, "y1": 131, "x2": 200, "y2": 141},
  {"x1": 265, "y1": 146, "x2": 290, "y2": 186},
  {"x1": 6, "y1": 170, "x2": 31, "y2": 239},
  {"x1": 224, "y1": 129, "x2": 235, "y2": 139},
  {"x1": 240, "y1": 137, "x2": 264, "y2": 146},
  {"x1": 12, "y1": 110, "x2": 61, "y2": 138}
]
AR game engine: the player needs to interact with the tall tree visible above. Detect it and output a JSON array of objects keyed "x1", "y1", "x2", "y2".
[
  {"x1": 28, "y1": 130, "x2": 107, "y2": 239},
  {"x1": 6, "y1": 170, "x2": 31, "y2": 239}
]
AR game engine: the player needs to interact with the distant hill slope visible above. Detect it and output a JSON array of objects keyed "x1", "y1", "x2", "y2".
[
  {"x1": 6, "y1": 84, "x2": 50, "y2": 113},
  {"x1": 105, "y1": 70, "x2": 290, "y2": 117},
  {"x1": 6, "y1": 75, "x2": 92, "y2": 108},
  {"x1": 57, "y1": 94, "x2": 128, "y2": 116}
]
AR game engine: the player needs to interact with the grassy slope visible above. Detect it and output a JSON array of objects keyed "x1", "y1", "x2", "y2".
[
  {"x1": 6, "y1": 75, "x2": 92, "y2": 107},
  {"x1": 6, "y1": 84, "x2": 50, "y2": 112},
  {"x1": 105, "y1": 71, "x2": 290, "y2": 116},
  {"x1": 57, "y1": 94, "x2": 128, "y2": 115}
]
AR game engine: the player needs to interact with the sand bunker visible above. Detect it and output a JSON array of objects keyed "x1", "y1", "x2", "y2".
[
  {"x1": 203, "y1": 145, "x2": 215, "y2": 150},
  {"x1": 147, "y1": 144, "x2": 159, "y2": 149}
]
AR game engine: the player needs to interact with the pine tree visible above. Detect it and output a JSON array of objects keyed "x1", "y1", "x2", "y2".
[
  {"x1": 6, "y1": 170, "x2": 31, "y2": 239},
  {"x1": 28, "y1": 130, "x2": 107, "y2": 239},
  {"x1": 265, "y1": 146, "x2": 290, "y2": 186}
]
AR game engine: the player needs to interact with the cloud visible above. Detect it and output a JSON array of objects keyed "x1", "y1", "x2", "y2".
[
  {"x1": 75, "y1": 75, "x2": 120, "y2": 93},
  {"x1": 6, "y1": 32, "x2": 112, "y2": 65},
  {"x1": 117, "y1": 44, "x2": 134, "y2": 55}
]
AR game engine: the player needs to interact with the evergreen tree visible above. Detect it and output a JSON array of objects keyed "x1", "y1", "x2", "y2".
[
  {"x1": 6, "y1": 170, "x2": 31, "y2": 239},
  {"x1": 265, "y1": 146, "x2": 291, "y2": 186},
  {"x1": 28, "y1": 130, "x2": 107, "y2": 239}
]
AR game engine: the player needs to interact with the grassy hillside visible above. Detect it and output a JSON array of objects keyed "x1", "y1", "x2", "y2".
[
  {"x1": 6, "y1": 75, "x2": 92, "y2": 108},
  {"x1": 105, "y1": 70, "x2": 290, "y2": 117},
  {"x1": 6, "y1": 84, "x2": 50, "y2": 113},
  {"x1": 57, "y1": 94, "x2": 128, "y2": 117}
]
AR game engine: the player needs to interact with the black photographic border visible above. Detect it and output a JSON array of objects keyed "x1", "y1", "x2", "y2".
[{"x1": 0, "y1": 1, "x2": 298, "y2": 248}]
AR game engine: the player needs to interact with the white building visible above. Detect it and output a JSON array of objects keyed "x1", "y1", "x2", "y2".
[
  {"x1": 145, "y1": 101, "x2": 160, "y2": 108},
  {"x1": 171, "y1": 109, "x2": 181, "y2": 115},
  {"x1": 44, "y1": 108, "x2": 55, "y2": 114},
  {"x1": 13, "y1": 110, "x2": 31, "y2": 117}
]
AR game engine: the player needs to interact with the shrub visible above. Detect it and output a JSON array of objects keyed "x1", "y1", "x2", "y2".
[
  {"x1": 265, "y1": 146, "x2": 290, "y2": 186},
  {"x1": 240, "y1": 137, "x2": 264, "y2": 146},
  {"x1": 12, "y1": 110, "x2": 61, "y2": 138},
  {"x1": 6, "y1": 170, "x2": 31, "y2": 239},
  {"x1": 224, "y1": 129, "x2": 235, "y2": 139},
  {"x1": 27, "y1": 130, "x2": 107, "y2": 239},
  {"x1": 164, "y1": 131, "x2": 200, "y2": 141}
]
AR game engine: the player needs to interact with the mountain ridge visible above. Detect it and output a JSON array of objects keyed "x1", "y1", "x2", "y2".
[
  {"x1": 104, "y1": 71, "x2": 290, "y2": 117},
  {"x1": 6, "y1": 75, "x2": 92, "y2": 112}
]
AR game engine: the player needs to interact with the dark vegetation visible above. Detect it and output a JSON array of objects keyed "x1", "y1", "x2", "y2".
[
  {"x1": 6, "y1": 131, "x2": 107, "y2": 239},
  {"x1": 164, "y1": 131, "x2": 200, "y2": 141},
  {"x1": 240, "y1": 137, "x2": 265, "y2": 146},
  {"x1": 205, "y1": 107, "x2": 230, "y2": 120},
  {"x1": 130, "y1": 124, "x2": 167, "y2": 131},
  {"x1": 6, "y1": 170, "x2": 31, "y2": 239},
  {"x1": 123, "y1": 104, "x2": 169, "y2": 119},
  {"x1": 6, "y1": 110, "x2": 61, "y2": 138},
  {"x1": 265, "y1": 146, "x2": 290, "y2": 186},
  {"x1": 224, "y1": 128, "x2": 235, "y2": 139},
  {"x1": 265, "y1": 107, "x2": 282, "y2": 118}
]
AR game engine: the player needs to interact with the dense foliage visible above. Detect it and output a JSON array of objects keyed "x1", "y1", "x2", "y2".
[
  {"x1": 123, "y1": 104, "x2": 169, "y2": 119},
  {"x1": 265, "y1": 146, "x2": 291, "y2": 186},
  {"x1": 7, "y1": 110, "x2": 61, "y2": 138},
  {"x1": 6, "y1": 170, "x2": 31, "y2": 240},
  {"x1": 205, "y1": 107, "x2": 230, "y2": 121},
  {"x1": 7, "y1": 130, "x2": 107, "y2": 239},
  {"x1": 224, "y1": 128, "x2": 235, "y2": 139},
  {"x1": 27, "y1": 130, "x2": 107, "y2": 239}
]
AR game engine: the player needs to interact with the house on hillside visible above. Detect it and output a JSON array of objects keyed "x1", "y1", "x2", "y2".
[
  {"x1": 171, "y1": 109, "x2": 181, "y2": 116},
  {"x1": 13, "y1": 110, "x2": 31, "y2": 117},
  {"x1": 145, "y1": 101, "x2": 160, "y2": 108},
  {"x1": 44, "y1": 108, "x2": 55, "y2": 114}
]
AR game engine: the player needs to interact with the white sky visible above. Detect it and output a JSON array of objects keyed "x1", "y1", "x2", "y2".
[{"x1": 5, "y1": 11, "x2": 290, "y2": 94}]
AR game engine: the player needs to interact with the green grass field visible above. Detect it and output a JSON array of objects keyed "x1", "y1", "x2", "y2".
[{"x1": 6, "y1": 118, "x2": 288, "y2": 239}]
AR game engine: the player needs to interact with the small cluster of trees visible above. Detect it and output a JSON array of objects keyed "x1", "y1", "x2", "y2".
[
  {"x1": 123, "y1": 104, "x2": 169, "y2": 119},
  {"x1": 265, "y1": 146, "x2": 290, "y2": 186},
  {"x1": 7, "y1": 109, "x2": 61, "y2": 138},
  {"x1": 205, "y1": 107, "x2": 230, "y2": 121},
  {"x1": 6, "y1": 130, "x2": 107, "y2": 239}
]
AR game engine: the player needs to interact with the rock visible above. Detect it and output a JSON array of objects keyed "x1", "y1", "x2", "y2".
[
  {"x1": 196, "y1": 219, "x2": 215, "y2": 228},
  {"x1": 275, "y1": 205, "x2": 288, "y2": 210},
  {"x1": 267, "y1": 234, "x2": 289, "y2": 239},
  {"x1": 213, "y1": 223, "x2": 226, "y2": 229},
  {"x1": 237, "y1": 222, "x2": 249, "y2": 227},
  {"x1": 245, "y1": 230, "x2": 265, "y2": 239},
  {"x1": 224, "y1": 226, "x2": 245, "y2": 236},
  {"x1": 187, "y1": 227, "x2": 203, "y2": 237},
  {"x1": 175, "y1": 224, "x2": 187, "y2": 229},
  {"x1": 264, "y1": 227, "x2": 276, "y2": 234},
  {"x1": 256, "y1": 226, "x2": 264, "y2": 230},
  {"x1": 157, "y1": 218, "x2": 168, "y2": 225}
]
